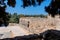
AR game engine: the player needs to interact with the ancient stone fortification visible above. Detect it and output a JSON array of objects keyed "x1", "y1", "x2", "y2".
[{"x1": 19, "y1": 15, "x2": 60, "y2": 34}]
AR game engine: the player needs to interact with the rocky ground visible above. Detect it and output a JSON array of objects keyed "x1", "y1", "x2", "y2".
[{"x1": 0, "y1": 25, "x2": 32, "y2": 39}]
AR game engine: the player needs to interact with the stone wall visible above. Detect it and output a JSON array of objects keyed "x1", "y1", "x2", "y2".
[{"x1": 19, "y1": 16, "x2": 60, "y2": 34}]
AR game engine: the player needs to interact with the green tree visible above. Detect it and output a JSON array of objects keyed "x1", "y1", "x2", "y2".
[
  {"x1": 45, "y1": 0, "x2": 60, "y2": 17},
  {"x1": 0, "y1": 1, "x2": 10, "y2": 26},
  {"x1": 19, "y1": 14, "x2": 25, "y2": 18},
  {"x1": 9, "y1": 13, "x2": 19, "y2": 23},
  {"x1": 39, "y1": 14, "x2": 47, "y2": 18},
  {"x1": 0, "y1": 0, "x2": 16, "y2": 26},
  {"x1": 22, "y1": 0, "x2": 44, "y2": 8}
]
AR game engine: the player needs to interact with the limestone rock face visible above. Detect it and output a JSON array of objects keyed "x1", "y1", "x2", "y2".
[
  {"x1": 19, "y1": 16, "x2": 60, "y2": 34},
  {"x1": 8, "y1": 23, "x2": 19, "y2": 26}
]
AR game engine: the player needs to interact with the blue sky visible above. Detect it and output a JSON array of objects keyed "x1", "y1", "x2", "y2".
[{"x1": 6, "y1": 0, "x2": 51, "y2": 15}]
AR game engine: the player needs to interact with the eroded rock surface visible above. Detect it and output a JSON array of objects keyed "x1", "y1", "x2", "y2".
[{"x1": 20, "y1": 16, "x2": 60, "y2": 34}]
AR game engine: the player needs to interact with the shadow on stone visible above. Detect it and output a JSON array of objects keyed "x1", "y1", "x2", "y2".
[{"x1": 1, "y1": 29, "x2": 60, "y2": 40}]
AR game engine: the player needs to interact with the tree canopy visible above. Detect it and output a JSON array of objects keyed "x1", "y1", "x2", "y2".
[
  {"x1": 0, "y1": 0, "x2": 10, "y2": 26},
  {"x1": 45, "y1": 0, "x2": 60, "y2": 17},
  {"x1": 22, "y1": 0, "x2": 44, "y2": 8},
  {"x1": 9, "y1": 13, "x2": 19, "y2": 23}
]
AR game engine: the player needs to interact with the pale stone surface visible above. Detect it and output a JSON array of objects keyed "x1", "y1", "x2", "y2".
[
  {"x1": 0, "y1": 26, "x2": 32, "y2": 39},
  {"x1": 8, "y1": 23, "x2": 19, "y2": 26},
  {"x1": 0, "y1": 27, "x2": 12, "y2": 39},
  {"x1": 19, "y1": 16, "x2": 60, "y2": 34}
]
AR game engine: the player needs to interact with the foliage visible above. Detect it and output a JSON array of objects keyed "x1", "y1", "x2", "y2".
[
  {"x1": 45, "y1": 0, "x2": 60, "y2": 17},
  {"x1": 7, "y1": 0, "x2": 16, "y2": 7},
  {"x1": 0, "y1": 0, "x2": 10, "y2": 26},
  {"x1": 19, "y1": 14, "x2": 47, "y2": 18},
  {"x1": 9, "y1": 13, "x2": 19, "y2": 23},
  {"x1": 19, "y1": 14, "x2": 25, "y2": 18},
  {"x1": 22, "y1": 0, "x2": 44, "y2": 8}
]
